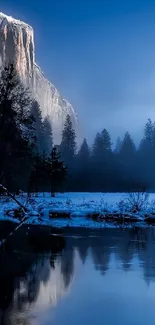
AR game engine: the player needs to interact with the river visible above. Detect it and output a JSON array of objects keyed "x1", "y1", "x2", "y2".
[{"x1": 0, "y1": 227, "x2": 155, "y2": 325}]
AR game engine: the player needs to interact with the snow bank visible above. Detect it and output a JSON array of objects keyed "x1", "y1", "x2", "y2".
[{"x1": 0, "y1": 192, "x2": 155, "y2": 228}]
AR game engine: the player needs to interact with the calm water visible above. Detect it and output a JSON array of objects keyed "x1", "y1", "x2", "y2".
[{"x1": 1, "y1": 227, "x2": 155, "y2": 325}]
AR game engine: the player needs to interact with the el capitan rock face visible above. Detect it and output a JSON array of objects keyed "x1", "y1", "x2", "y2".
[
  {"x1": 0, "y1": 12, "x2": 78, "y2": 143},
  {"x1": 0, "y1": 13, "x2": 34, "y2": 85}
]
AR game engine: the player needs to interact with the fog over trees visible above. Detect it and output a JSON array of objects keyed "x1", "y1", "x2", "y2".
[
  {"x1": 0, "y1": 64, "x2": 155, "y2": 193},
  {"x1": 59, "y1": 115, "x2": 155, "y2": 192}
]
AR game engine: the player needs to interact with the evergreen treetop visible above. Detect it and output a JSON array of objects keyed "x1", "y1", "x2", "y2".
[{"x1": 60, "y1": 114, "x2": 76, "y2": 166}]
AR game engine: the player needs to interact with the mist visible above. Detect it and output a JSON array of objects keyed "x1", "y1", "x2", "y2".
[{"x1": 36, "y1": 7, "x2": 155, "y2": 146}]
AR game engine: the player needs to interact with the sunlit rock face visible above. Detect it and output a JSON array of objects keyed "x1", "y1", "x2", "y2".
[
  {"x1": 33, "y1": 64, "x2": 78, "y2": 142},
  {"x1": 0, "y1": 13, "x2": 34, "y2": 85},
  {"x1": 0, "y1": 12, "x2": 78, "y2": 143}
]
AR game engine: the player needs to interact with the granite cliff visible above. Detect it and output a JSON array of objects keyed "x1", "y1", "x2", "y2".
[{"x1": 0, "y1": 12, "x2": 78, "y2": 142}]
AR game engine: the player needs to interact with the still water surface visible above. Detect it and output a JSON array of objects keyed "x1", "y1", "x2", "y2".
[{"x1": 1, "y1": 227, "x2": 155, "y2": 325}]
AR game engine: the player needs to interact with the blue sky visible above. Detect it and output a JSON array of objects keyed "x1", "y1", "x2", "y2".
[{"x1": 1, "y1": 0, "x2": 155, "y2": 144}]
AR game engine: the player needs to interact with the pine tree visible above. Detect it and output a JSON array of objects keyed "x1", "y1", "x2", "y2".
[
  {"x1": 31, "y1": 100, "x2": 45, "y2": 154},
  {"x1": 60, "y1": 114, "x2": 76, "y2": 166},
  {"x1": 119, "y1": 132, "x2": 137, "y2": 189},
  {"x1": 0, "y1": 64, "x2": 34, "y2": 191},
  {"x1": 0, "y1": 64, "x2": 33, "y2": 127},
  {"x1": 92, "y1": 129, "x2": 112, "y2": 162},
  {"x1": 47, "y1": 146, "x2": 67, "y2": 196},
  {"x1": 139, "y1": 119, "x2": 155, "y2": 157},
  {"x1": 144, "y1": 118, "x2": 155, "y2": 145},
  {"x1": 77, "y1": 138, "x2": 90, "y2": 164},
  {"x1": 28, "y1": 152, "x2": 52, "y2": 194},
  {"x1": 91, "y1": 129, "x2": 113, "y2": 191},
  {"x1": 100, "y1": 129, "x2": 112, "y2": 153},
  {"x1": 43, "y1": 115, "x2": 53, "y2": 156},
  {"x1": 120, "y1": 132, "x2": 136, "y2": 159},
  {"x1": 92, "y1": 132, "x2": 103, "y2": 161}
]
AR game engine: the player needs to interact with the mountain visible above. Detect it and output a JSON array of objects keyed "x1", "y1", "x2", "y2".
[{"x1": 0, "y1": 12, "x2": 78, "y2": 143}]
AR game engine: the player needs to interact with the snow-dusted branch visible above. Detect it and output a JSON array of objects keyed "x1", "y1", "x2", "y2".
[{"x1": 0, "y1": 184, "x2": 29, "y2": 213}]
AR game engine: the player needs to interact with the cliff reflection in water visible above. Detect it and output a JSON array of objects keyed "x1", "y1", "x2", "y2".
[{"x1": 0, "y1": 227, "x2": 155, "y2": 324}]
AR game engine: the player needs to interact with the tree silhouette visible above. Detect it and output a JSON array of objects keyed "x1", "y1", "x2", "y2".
[
  {"x1": 60, "y1": 114, "x2": 76, "y2": 167},
  {"x1": 47, "y1": 146, "x2": 67, "y2": 196},
  {"x1": 0, "y1": 64, "x2": 34, "y2": 191},
  {"x1": 43, "y1": 115, "x2": 53, "y2": 156}
]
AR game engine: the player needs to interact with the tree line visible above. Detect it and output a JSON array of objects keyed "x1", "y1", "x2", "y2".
[
  {"x1": 59, "y1": 115, "x2": 155, "y2": 192},
  {"x1": 1, "y1": 64, "x2": 155, "y2": 194}
]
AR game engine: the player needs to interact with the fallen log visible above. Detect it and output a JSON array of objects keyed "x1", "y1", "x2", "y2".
[
  {"x1": 0, "y1": 184, "x2": 29, "y2": 213},
  {"x1": 0, "y1": 184, "x2": 41, "y2": 248}
]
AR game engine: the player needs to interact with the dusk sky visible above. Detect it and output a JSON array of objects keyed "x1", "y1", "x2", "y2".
[{"x1": 1, "y1": 0, "x2": 155, "y2": 144}]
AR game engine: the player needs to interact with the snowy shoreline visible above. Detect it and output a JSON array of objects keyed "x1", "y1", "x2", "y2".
[{"x1": 1, "y1": 192, "x2": 155, "y2": 228}]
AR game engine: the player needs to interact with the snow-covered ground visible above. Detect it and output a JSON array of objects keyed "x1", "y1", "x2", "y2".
[{"x1": 1, "y1": 192, "x2": 155, "y2": 228}]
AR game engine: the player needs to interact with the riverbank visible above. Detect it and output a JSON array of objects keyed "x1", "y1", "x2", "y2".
[{"x1": 1, "y1": 192, "x2": 155, "y2": 228}]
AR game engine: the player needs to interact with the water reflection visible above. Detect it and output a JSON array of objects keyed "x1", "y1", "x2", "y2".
[{"x1": 1, "y1": 227, "x2": 155, "y2": 325}]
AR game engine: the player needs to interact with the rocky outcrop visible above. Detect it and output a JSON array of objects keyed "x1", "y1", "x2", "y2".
[
  {"x1": 33, "y1": 64, "x2": 78, "y2": 142},
  {"x1": 0, "y1": 12, "x2": 78, "y2": 143}
]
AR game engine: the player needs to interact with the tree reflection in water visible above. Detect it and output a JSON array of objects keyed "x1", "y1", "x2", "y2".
[
  {"x1": 0, "y1": 233, "x2": 70, "y2": 325},
  {"x1": 0, "y1": 227, "x2": 155, "y2": 324}
]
